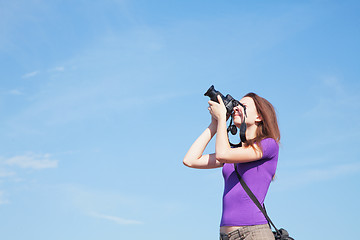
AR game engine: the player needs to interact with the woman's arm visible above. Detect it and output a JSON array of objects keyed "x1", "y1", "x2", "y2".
[{"x1": 183, "y1": 120, "x2": 224, "y2": 169}]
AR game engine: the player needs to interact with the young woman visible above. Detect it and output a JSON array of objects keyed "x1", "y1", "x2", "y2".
[{"x1": 183, "y1": 92, "x2": 280, "y2": 240}]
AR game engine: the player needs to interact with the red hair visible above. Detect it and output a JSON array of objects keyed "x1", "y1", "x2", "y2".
[{"x1": 243, "y1": 93, "x2": 280, "y2": 148}]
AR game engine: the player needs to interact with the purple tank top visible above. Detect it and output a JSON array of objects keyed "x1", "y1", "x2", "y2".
[{"x1": 220, "y1": 138, "x2": 279, "y2": 226}]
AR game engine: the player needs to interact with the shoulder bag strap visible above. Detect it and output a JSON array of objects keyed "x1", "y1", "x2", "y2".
[{"x1": 233, "y1": 163, "x2": 280, "y2": 234}]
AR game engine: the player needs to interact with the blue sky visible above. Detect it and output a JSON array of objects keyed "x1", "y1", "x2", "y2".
[{"x1": 1, "y1": 0, "x2": 360, "y2": 239}]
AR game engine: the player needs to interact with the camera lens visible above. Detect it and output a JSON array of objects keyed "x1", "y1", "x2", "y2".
[
  {"x1": 204, "y1": 85, "x2": 222, "y2": 103},
  {"x1": 204, "y1": 85, "x2": 239, "y2": 115}
]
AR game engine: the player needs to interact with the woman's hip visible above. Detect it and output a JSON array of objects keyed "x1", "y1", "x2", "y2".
[{"x1": 219, "y1": 224, "x2": 274, "y2": 240}]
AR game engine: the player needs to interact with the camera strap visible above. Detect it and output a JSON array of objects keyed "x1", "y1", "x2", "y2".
[
  {"x1": 239, "y1": 121, "x2": 247, "y2": 143},
  {"x1": 228, "y1": 117, "x2": 242, "y2": 148},
  {"x1": 233, "y1": 163, "x2": 281, "y2": 236},
  {"x1": 227, "y1": 116, "x2": 247, "y2": 148}
]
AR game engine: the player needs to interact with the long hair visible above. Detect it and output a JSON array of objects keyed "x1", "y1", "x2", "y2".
[{"x1": 243, "y1": 93, "x2": 280, "y2": 149}]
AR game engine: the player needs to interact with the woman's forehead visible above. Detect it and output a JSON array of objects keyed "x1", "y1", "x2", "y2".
[{"x1": 240, "y1": 97, "x2": 255, "y2": 106}]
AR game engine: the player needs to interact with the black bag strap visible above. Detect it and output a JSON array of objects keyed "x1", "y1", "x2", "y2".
[{"x1": 233, "y1": 163, "x2": 281, "y2": 235}]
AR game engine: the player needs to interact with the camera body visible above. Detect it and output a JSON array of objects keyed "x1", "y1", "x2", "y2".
[
  {"x1": 204, "y1": 85, "x2": 240, "y2": 115},
  {"x1": 204, "y1": 85, "x2": 247, "y2": 144}
]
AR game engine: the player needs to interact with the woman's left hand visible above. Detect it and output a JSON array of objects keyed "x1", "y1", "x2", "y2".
[{"x1": 208, "y1": 95, "x2": 227, "y2": 121}]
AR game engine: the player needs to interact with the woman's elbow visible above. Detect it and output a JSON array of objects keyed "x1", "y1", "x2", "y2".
[
  {"x1": 182, "y1": 158, "x2": 192, "y2": 167},
  {"x1": 215, "y1": 153, "x2": 227, "y2": 163}
]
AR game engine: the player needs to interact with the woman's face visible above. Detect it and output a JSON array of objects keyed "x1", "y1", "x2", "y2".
[{"x1": 232, "y1": 97, "x2": 261, "y2": 127}]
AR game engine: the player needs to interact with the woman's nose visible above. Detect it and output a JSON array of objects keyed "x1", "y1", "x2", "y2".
[{"x1": 233, "y1": 105, "x2": 242, "y2": 111}]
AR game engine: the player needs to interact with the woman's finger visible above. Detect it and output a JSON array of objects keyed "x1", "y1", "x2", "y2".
[
  {"x1": 217, "y1": 95, "x2": 224, "y2": 104},
  {"x1": 208, "y1": 100, "x2": 216, "y2": 106}
]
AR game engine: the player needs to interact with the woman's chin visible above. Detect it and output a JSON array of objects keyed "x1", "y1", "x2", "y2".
[
  {"x1": 233, "y1": 121, "x2": 242, "y2": 128},
  {"x1": 233, "y1": 116, "x2": 242, "y2": 123}
]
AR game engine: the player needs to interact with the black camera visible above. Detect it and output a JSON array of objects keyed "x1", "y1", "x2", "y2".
[{"x1": 204, "y1": 85, "x2": 240, "y2": 115}]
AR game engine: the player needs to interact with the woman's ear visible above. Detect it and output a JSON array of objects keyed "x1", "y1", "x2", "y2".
[{"x1": 255, "y1": 115, "x2": 262, "y2": 124}]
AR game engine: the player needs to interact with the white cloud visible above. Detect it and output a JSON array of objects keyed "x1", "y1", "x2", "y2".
[
  {"x1": 0, "y1": 169, "x2": 16, "y2": 177},
  {"x1": 300, "y1": 77, "x2": 360, "y2": 138},
  {"x1": 322, "y1": 76, "x2": 346, "y2": 96},
  {"x1": 22, "y1": 71, "x2": 39, "y2": 79},
  {"x1": 304, "y1": 162, "x2": 360, "y2": 181},
  {"x1": 48, "y1": 66, "x2": 65, "y2": 72},
  {"x1": 5, "y1": 153, "x2": 58, "y2": 170},
  {"x1": 0, "y1": 191, "x2": 9, "y2": 205},
  {"x1": 21, "y1": 66, "x2": 64, "y2": 80},
  {"x1": 274, "y1": 162, "x2": 360, "y2": 191},
  {"x1": 9, "y1": 89, "x2": 23, "y2": 95},
  {"x1": 89, "y1": 212, "x2": 143, "y2": 225}
]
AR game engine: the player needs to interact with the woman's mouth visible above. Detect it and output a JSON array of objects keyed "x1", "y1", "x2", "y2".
[{"x1": 233, "y1": 109, "x2": 242, "y2": 118}]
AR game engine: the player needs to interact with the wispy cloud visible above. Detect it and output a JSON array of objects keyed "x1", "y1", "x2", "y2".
[
  {"x1": 48, "y1": 66, "x2": 65, "y2": 72},
  {"x1": 321, "y1": 76, "x2": 346, "y2": 96},
  {"x1": 303, "y1": 162, "x2": 360, "y2": 181},
  {"x1": 5, "y1": 153, "x2": 58, "y2": 170},
  {"x1": 22, "y1": 71, "x2": 39, "y2": 79},
  {"x1": 0, "y1": 169, "x2": 16, "y2": 178},
  {"x1": 8, "y1": 89, "x2": 23, "y2": 95},
  {"x1": 304, "y1": 76, "x2": 360, "y2": 117},
  {"x1": 21, "y1": 66, "x2": 65, "y2": 79},
  {"x1": 89, "y1": 212, "x2": 143, "y2": 225},
  {"x1": 0, "y1": 191, "x2": 9, "y2": 205},
  {"x1": 274, "y1": 162, "x2": 360, "y2": 191},
  {"x1": 58, "y1": 184, "x2": 148, "y2": 226}
]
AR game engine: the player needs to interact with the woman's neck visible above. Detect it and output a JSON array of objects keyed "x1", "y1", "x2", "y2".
[{"x1": 245, "y1": 124, "x2": 257, "y2": 141}]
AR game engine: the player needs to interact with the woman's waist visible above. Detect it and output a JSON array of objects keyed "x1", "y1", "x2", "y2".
[
  {"x1": 220, "y1": 224, "x2": 270, "y2": 234},
  {"x1": 220, "y1": 226, "x2": 242, "y2": 234}
]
